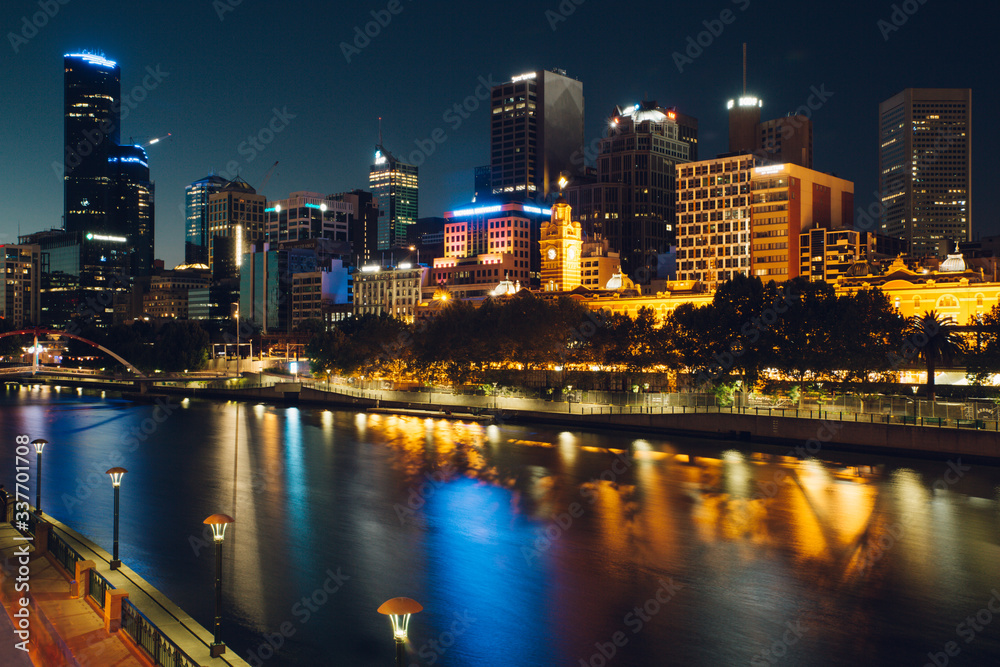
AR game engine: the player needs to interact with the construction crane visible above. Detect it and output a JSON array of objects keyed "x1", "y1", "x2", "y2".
[
  {"x1": 258, "y1": 160, "x2": 278, "y2": 191},
  {"x1": 128, "y1": 133, "x2": 173, "y2": 148}
]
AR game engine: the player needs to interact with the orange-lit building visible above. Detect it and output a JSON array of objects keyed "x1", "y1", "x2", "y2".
[{"x1": 750, "y1": 163, "x2": 854, "y2": 281}]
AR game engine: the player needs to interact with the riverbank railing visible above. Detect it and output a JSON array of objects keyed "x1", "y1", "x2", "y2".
[
  {"x1": 121, "y1": 598, "x2": 200, "y2": 667},
  {"x1": 5, "y1": 507, "x2": 203, "y2": 667}
]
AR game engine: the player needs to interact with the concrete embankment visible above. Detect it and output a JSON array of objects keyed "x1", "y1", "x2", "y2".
[
  {"x1": 153, "y1": 383, "x2": 1000, "y2": 462},
  {"x1": 15, "y1": 378, "x2": 999, "y2": 462}
]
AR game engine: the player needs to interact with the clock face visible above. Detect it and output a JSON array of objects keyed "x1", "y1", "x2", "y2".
[
  {"x1": 567, "y1": 248, "x2": 576, "y2": 260},
  {"x1": 547, "y1": 248, "x2": 557, "y2": 260}
]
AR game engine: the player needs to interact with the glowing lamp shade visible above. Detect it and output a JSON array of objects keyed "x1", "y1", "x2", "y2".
[
  {"x1": 32, "y1": 439, "x2": 48, "y2": 455},
  {"x1": 204, "y1": 513, "x2": 235, "y2": 542},
  {"x1": 106, "y1": 467, "x2": 127, "y2": 487},
  {"x1": 377, "y1": 597, "x2": 423, "y2": 641}
]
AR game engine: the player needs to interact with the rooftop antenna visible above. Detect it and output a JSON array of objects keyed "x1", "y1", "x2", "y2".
[
  {"x1": 742, "y1": 43, "x2": 747, "y2": 95},
  {"x1": 378, "y1": 116, "x2": 382, "y2": 147}
]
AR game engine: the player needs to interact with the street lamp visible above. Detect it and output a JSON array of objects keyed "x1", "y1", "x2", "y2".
[
  {"x1": 377, "y1": 597, "x2": 422, "y2": 667},
  {"x1": 409, "y1": 245, "x2": 419, "y2": 265},
  {"x1": 203, "y1": 513, "x2": 235, "y2": 657},
  {"x1": 234, "y1": 307, "x2": 241, "y2": 378},
  {"x1": 106, "y1": 468, "x2": 126, "y2": 569},
  {"x1": 32, "y1": 439, "x2": 47, "y2": 514}
]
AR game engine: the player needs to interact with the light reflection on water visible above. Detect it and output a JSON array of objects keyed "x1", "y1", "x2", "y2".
[{"x1": 2, "y1": 387, "x2": 1000, "y2": 666}]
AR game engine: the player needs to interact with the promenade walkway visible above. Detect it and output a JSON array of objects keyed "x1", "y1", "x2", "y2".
[
  {"x1": 0, "y1": 521, "x2": 143, "y2": 666},
  {"x1": 0, "y1": 515, "x2": 250, "y2": 667}
]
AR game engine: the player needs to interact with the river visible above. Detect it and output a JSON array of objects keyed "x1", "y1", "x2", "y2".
[{"x1": 2, "y1": 386, "x2": 999, "y2": 666}]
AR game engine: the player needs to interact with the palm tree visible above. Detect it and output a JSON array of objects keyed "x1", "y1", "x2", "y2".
[{"x1": 904, "y1": 310, "x2": 966, "y2": 400}]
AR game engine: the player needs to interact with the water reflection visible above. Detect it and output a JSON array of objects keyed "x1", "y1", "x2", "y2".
[{"x1": 3, "y1": 387, "x2": 1000, "y2": 665}]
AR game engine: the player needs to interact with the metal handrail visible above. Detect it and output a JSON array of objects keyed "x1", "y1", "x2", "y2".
[{"x1": 120, "y1": 598, "x2": 200, "y2": 667}]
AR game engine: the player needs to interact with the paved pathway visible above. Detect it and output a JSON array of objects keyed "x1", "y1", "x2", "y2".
[{"x1": 0, "y1": 521, "x2": 144, "y2": 666}]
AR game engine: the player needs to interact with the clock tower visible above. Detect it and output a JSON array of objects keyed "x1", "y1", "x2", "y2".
[{"x1": 539, "y1": 196, "x2": 582, "y2": 291}]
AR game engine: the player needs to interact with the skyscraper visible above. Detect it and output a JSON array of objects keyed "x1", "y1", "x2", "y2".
[
  {"x1": 878, "y1": 88, "x2": 972, "y2": 257},
  {"x1": 62, "y1": 52, "x2": 156, "y2": 283},
  {"x1": 206, "y1": 176, "x2": 266, "y2": 280},
  {"x1": 111, "y1": 144, "x2": 155, "y2": 276},
  {"x1": 490, "y1": 69, "x2": 584, "y2": 202},
  {"x1": 63, "y1": 52, "x2": 120, "y2": 237},
  {"x1": 727, "y1": 95, "x2": 762, "y2": 154},
  {"x1": 565, "y1": 102, "x2": 692, "y2": 277},
  {"x1": 185, "y1": 175, "x2": 228, "y2": 265},
  {"x1": 369, "y1": 145, "x2": 418, "y2": 250}
]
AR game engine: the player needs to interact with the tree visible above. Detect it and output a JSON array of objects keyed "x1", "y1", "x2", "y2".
[
  {"x1": 904, "y1": 310, "x2": 966, "y2": 399},
  {"x1": 965, "y1": 304, "x2": 1000, "y2": 385},
  {"x1": 153, "y1": 320, "x2": 210, "y2": 372}
]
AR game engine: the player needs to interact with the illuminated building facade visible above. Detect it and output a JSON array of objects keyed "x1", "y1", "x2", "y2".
[
  {"x1": 565, "y1": 101, "x2": 692, "y2": 277},
  {"x1": 878, "y1": 88, "x2": 971, "y2": 257},
  {"x1": 328, "y1": 190, "x2": 379, "y2": 267},
  {"x1": 63, "y1": 53, "x2": 121, "y2": 239},
  {"x1": 799, "y1": 228, "x2": 865, "y2": 283},
  {"x1": 240, "y1": 247, "x2": 318, "y2": 333},
  {"x1": 490, "y1": 69, "x2": 584, "y2": 201},
  {"x1": 676, "y1": 154, "x2": 757, "y2": 289},
  {"x1": 369, "y1": 146, "x2": 418, "y2": 250},
  {"x1": 112, "y1": 144, "x2": 155, "y2": 277},
  {"x1": 291, "y1": 260, "x2": 351, "y2": 330},
  {"x1": 207, "y1": 176, "x2": 266, "y2": 279},
  {"x1": 63, "y1": 53, "x2": 156, "y2": 280},
  {"x1": 0, "y1": 244, "x2": 41, "y2": 327},
  {"x1": 185, "y1": 175, "x2": 228, "y2": 265},
  {"x1": 424, "y1": 254, "x2": 523, "y2": 302},
  {"x1": 580, "y1": 239, "x2": 621, "y2": 290},
  {"x1": 353, "y1": 264, "x2": 428, "y2": 322},
  {"x1": 265, "y1": 192, "x2": 352, "y2": 244},
  {"x1": 443, "y1": 201, "x2": 550, "y2": 285},
  {"x1": 141, "y1": 268, "x2": 211, "y2": 320},
  {"x1": 540, "y1": 197, "x2": 582, "y2": 291},
  {"x1": 750, "y1": 163, "x2": 854, "y2": 280}
]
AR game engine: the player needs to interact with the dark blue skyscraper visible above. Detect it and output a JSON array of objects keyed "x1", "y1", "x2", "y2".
[
  {"x1": 63, "y1": 52, "x2": 121, "y2": 237},
  {"x1": 185, "y1": 174, "x2": 228, "y2": 265}
]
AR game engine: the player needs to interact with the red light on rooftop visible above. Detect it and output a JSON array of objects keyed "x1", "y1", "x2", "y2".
[{"x1": 667, "y1": 111, "x2": 677, "y2": 120}]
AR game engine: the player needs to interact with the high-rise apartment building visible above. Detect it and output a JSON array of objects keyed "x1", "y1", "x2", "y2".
[
  {"x1": 0, "y1": 244, "x2": 41, "y2": 327},
  {"x1": 206, "y1": 176, "x2": 266, "y2": 279},
  {"x1": 676, "y1": 154, "x2": 757, "y2": 289},
  {"x1": 185, "y1": 175, "x2": 228, "y2": 265},
  {"x1": 369, "y1": 146, "x2": 418, "y2": 250},
  {"x1": 566, "y1": 102, "x2": 692, "y2": 277},
  {"x1": 878, "y1": 88, "x2": 971, "y2": 257},
  {"x1": 490, "y1": 69, "x2": 584, "y2": 201}
]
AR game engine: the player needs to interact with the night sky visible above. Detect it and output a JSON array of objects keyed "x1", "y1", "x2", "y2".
[{"x1": 1, "y1": 0, "x2": 996, "y2": 268}]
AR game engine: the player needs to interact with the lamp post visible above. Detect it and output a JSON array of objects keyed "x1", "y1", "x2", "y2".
[
  {"x1": 377, "y1": 597, "x2": 422, "y2": 667},
  {"x1": 106, "y1": 468, "x2": 127, "y2": 569},
  {"x1": 32, "y1": 439, "x2": 47, "y2": 514},
  {"x1": 203, "y1": 513, "x2": 235, "y2": 657},
  {"x1": 234, "y1": 307, "x2": 241, "y2": 377}
]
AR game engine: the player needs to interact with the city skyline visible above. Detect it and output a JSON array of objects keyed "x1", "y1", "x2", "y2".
[{"x1": 0, "y1": 0, "x2": 995, "y2": 269}]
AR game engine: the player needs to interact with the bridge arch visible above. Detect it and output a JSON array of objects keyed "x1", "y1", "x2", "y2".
[{"x1": 0, "y1": 328, "x2": 147, "y2": 378}]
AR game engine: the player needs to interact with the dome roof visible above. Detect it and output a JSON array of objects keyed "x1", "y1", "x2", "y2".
[{"x1": 939, "y1": 254, "x2": 967, "y2": 272}]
